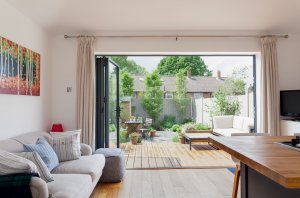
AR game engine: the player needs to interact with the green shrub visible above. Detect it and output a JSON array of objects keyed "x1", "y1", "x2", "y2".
[
  {"x1": 172, "y1": 134, "x2": 179, "y2": 143},
  {"x1": 161, "y1": 115, "x2": 176, "y2": 129},
  {"x1": 109, "y1": 124, "x2": 116, "y2": 133},
  {"x1": 120, "y1": 128, "x2": 128, "y2": 143},
  {"x1": 182, "y1": 118, "x2": 193, "y2": 124},
  {"x1": 171, "y1": 124, "x2": 181, "y2": 132},
  {"x1": 194, "y1": 123, "x2": 210, "y2": 130}
]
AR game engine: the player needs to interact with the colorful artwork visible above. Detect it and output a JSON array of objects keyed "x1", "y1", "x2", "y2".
[{"x1": 0, "y1": 36, "x2": 40, "y2": 96}]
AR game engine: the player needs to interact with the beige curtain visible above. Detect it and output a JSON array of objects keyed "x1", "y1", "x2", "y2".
[
  {"x1": 260, "y1": 37, "x2": 280, "y2": 136},
  {"x1": 76, "y1": 37, "x2": 96, "y2": 149}
]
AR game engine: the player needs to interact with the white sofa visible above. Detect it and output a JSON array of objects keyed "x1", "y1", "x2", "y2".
[
  {"x1": 212, "y1": 115, "x2": 254, "y2": 136},
  {"x1": 0, "y1": 131, "x2": 105, "y2": 198}
]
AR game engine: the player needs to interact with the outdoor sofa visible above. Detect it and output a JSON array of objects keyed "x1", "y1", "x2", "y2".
[{"x1": 212, "y1": 115, "x2": 254, "y2": 136}]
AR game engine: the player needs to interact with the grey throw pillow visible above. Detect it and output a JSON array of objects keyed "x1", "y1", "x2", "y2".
[
  {"x1": 16, "y1": 152, "x2": 54, "y2": 182},
  {"x1": 0, "y1": 150, "x2": 38, "y2": 175},
  {"x1": 24, "y1": 138, "x2": 59, "y2": 171},
  {"x1": 50, "y1": 134, "x2": 81, "y2": 162}
]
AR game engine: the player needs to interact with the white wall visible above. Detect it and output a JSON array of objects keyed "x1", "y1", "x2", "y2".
[
  {"x1": 50, "y1": 32, "x2": 300, "y2": 131},
  {"x1": 0, "y1": 0, "x2": 52, "y2": 139}
]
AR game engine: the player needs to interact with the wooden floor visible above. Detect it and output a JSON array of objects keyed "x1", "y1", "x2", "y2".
[
  {"x1": 121, "y1": 142, "x2": 234, "y2": 169},
  {"x1": 91, "y1": 169, "x2": 236, "y2": 198}
]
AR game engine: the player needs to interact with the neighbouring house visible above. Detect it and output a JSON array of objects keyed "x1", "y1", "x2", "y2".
[{"x1": 133, "y1": 71, "x2": 225, "y2": 99}]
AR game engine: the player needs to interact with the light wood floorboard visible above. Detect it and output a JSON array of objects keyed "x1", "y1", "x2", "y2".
[
  {"x1": 91, "y1": 169, "x2": 238, "y2": 198},
  {"x1": 121, "y1": 142, "x2": 234, "y2": 169}
]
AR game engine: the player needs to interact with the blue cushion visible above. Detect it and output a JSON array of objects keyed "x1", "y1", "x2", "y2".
[{"x1": 23, "y1": 138, "x2": 59, "y2": 171}]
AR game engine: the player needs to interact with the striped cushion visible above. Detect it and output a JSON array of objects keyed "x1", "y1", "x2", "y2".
[
  {"x1": 0, "y1": 150, "x2": 38, "y2": 175},
  {"x1": 23, "y1": 138, "x2": 59, "y2": 171},
  {"x1": 50, "y1": 134, "x2": 81, "y2": 162},
  {"x1": 15, "y1": 152, "x2": 54, "y2": 182},
  {"x1": 50, "y1": 129, "x2": 81, "y2": 154}
]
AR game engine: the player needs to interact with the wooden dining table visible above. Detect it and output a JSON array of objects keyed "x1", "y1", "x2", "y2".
[{"x1": 124, "y1": 121, "x2": 143, "y2": 134}]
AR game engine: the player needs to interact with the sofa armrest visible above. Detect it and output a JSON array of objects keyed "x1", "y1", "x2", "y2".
[
  {"x1": 30, "y1": 177, "x2": 49, "y2": 198},
  {"x1": 212, "y1": 115, "x2": 234, "y2": 129},
  {"x1": 80, "y1": 143, "x2": 92, "y2": 156}
]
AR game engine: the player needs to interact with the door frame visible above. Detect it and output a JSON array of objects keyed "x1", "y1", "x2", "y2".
[{"x1": 95, "y1": 56, "x2": 120, "y2": 149}]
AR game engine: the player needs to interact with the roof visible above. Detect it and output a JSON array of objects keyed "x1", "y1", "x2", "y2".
[{"x1": 133, "y1": 75, "x2": 225, "y2": 93}]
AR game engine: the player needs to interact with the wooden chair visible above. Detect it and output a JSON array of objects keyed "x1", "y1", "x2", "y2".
[
  {"x1": 231, "y1": 133, "x2": 270, "y2": 198},
  {"x1": 139, "y1": 118, "x2": 153, "y2": 139}
]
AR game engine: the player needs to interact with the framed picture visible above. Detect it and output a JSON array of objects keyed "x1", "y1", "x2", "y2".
[{"x1": 0, "y1": 36, "x2": 40, "y2": 96}]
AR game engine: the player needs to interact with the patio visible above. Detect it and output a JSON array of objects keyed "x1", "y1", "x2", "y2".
[{"x1": 120, "y1": 131, "x2": 234, "y2": 169}]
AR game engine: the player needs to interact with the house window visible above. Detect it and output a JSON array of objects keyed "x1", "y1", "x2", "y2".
[
  {"x1": 165, "y1": 92, "x2": 173, "y2": 99},
  {"x1": 194, "y1": 93, "x2": 203, "y2": 99}
]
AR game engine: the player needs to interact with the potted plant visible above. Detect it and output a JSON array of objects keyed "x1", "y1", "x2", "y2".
[
  {"x1": 129, "y1": 132, "x2": 140, "y2": 145},
  {"x1": 149, "y1": 127, "x2": 156, "y2": 137}
]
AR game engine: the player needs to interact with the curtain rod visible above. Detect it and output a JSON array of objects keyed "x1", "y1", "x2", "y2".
[{"x1": 64, "y1": 34, "x2": 288, "y2": 39}]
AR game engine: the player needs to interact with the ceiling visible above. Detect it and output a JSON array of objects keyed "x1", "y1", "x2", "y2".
[{"x1": 5, "y1": 0, "x2": 300, "y2": 34}]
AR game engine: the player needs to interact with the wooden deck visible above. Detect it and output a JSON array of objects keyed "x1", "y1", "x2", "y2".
[{"x1": 121, "y1": 142, "x2": 234, "y2": 169}]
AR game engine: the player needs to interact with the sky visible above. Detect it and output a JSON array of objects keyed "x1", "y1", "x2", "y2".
[{"x1": 128, "y1": 56, "x2": 254, "y2": 85}]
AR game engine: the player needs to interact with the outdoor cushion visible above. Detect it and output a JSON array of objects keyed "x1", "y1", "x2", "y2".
[
  {"x1": 47, "y1": 174, "x2": 92, "y2": 198},
  {"x1": 51, "y1": 155, "x2": 105, "y2": 182},
  {"x1": 213, "y1": 128, "x2": 248, "y2": 136},
  {"x1": 232, "y1": 116, "x2": 244, "y2": 131},
  {"x1": 213, "y1": 115, "x2": 233, "y2": 129}
]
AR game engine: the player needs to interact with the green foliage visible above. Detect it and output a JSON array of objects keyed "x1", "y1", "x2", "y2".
[
  {"x1": 182, "y1": 118, "x2": 193, "y2": 124},
  {"x1": 141, "y1": 72, "x2": 164, "y2": 123},
  {"x1": 109, "y1": 124, "x2": 116, "y2": 133},
  {"x1": 172, "y1": 134, "x2": 179, "y2": 143},
  {"x1": 174, "y1": 69, "x2": 190, "y2": 122},
  {"x1": 120, "y1": 70, "x2": 134, "y2": 97},
  {"x1": 120, "y1": 128, "x2": 128, "y2": 143},
  {"x1": 161, "y1": 115, "x2": 176, "y2": 129},
  {"x1": 211, "y1": 84, "x2": 240, "y2": 116},
  {"x1": 157, "y1": 56, "x2": 212, "y2": 76},
  {"x1": 194, "y1": 123, "x2": 210, "y2": 130},
  {"x1": 171, "y1": 124, "x2": 181, "y2": 132},
  {"x1": 111, "y1": 56, "x2": 147, "y2": 75},
  {"x1": 129, "y1": 132, "x2": 140, "y2": 139},
  {"x1": 181, "y1": 122, "x2": 210, "y2": 132},
  {"x1": 231, "y1": 66, "x2": 249, "y2": 95}
]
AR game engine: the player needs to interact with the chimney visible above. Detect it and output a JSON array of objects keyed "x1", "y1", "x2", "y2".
[
  {"x1": 187, "y1": 70, "x2": 192, "y2": 78},
  {"x1": 214, "y1": 70, "x2": 221, "y2": 79}
]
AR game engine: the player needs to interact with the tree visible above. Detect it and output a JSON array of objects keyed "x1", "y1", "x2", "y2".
[
  {"x1": 231, "y1": 66, "x2": 249, "y2": 95},
  {"x1": 120, "y1": 70, "x2": 134, "y2": 97},
  {"x1": 174, "y1": 69, "x2": 189, "y2": 122},
  {"x1": 111, "y1": 56, "x2": 147, "y2": 75},
  {"x1": 141, "y1": 72, "x2": 164, "y2": 123},
  {"x1": 157, "y1": 56, "x2": 212, "y2": 76}
]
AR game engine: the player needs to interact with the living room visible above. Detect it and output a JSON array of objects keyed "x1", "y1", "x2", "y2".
[{"x1": 1, "y1": 0, "x2": 300, "y2": 198}]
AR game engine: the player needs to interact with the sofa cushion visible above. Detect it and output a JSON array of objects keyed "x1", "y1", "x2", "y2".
[
  {"x1": 47, "y1": 174, "x2": 92, "y2": 198},
  {"x1": 24, "y1": 138, "x2": 59, "y2": 171},
  {"x1": 16, "y1": 152, "x2": 54, "y2": 182},
  {"x1": 51, "y1": 154, "x2": 105, "y2": 182},
  {"x1": 233, "y1": 116, "x2": 244, "y2": 131},
  {"x1": 213, "y1": 128, "x2": 248, "y2": 136},
  {"x1": 213, "y1": 115, "x2": 233, "y2": 129},
  {"x1": 50, "y1": 134, "x2": 81, "y2": 162}
]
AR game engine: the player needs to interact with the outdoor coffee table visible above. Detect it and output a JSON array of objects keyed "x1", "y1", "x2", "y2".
[{"x1": 184, "y1": 133, "x2": 215, "y2": 150}]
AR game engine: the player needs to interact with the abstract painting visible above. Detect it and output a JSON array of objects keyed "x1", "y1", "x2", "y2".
[{"x1": 0, "y1": 36, "x2": 40, "y2": 96}]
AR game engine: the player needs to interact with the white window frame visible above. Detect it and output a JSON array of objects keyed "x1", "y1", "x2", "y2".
[{"x1": 165, "y1": 92, "x2": 174, "y2": 99}]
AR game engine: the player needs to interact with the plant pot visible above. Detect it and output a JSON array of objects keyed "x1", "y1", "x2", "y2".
[
  {"x1": 149, "y1": 131, "x2": 156, "y2": 137},
  {"x1": 131, "y1": 138, "x2": 138, "y2": 145},
  {"x1": 179, "y1": 137, "x2": 185, "y2": 144}
]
